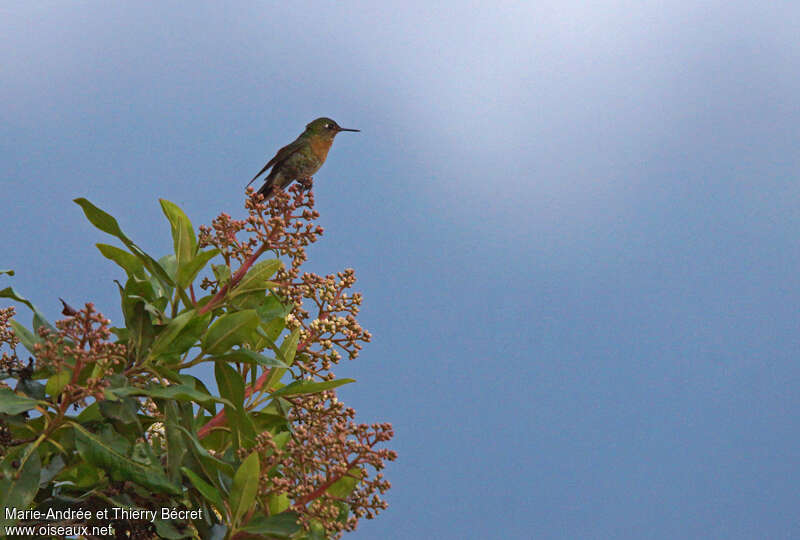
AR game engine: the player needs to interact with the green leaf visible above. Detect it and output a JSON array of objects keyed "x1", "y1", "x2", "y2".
[
  {"x1": 124, "y1": 383, "x2": 231, "y2": 407},
  {"x1": 270, "y1": 378, "x2": 355, "y2": 399},
  {"x1": 177, "y1": 374, "x2": 218, "y2": 415},
  {"x1": 153, "y1": 518, "x2": 193, "y2": 539},
  {"x1": 160, "y1": 199, "x2": 197, "y2": 269},
  {"x1": 175, "y1": 425, "x2": 234, "y2": 478},
  {"x1": 96, "y1": 243, "x2": 146, "y2": 277},
  {"x1": 279, "y1": 329, "x2": 300, "y2": 366},
  {"x1": 165, "y1": 401, "x2": 187, "y2": 483},
  {"x1": 8, "y1": 319, "x2": 42, "y2": 353},
  {"x1": 182, "y1": 467, "x2": 224, "y2": 510},
  {"x1": 74, "y1": 197, "x2": 175, "y2": 290},
  {"x1": 230, "y1": 452, "x2": 260, "y2": 526},
  {"x1": 40, "y1": 454, "x2": 66, "y2": 485},
  {"x1": 214, "y1": 361, "x2": 244, "y2": 409},
  {"x1": 211, "y1": 349, "x2": 287, "y2": 369},
  {"x1": 16, "y1": 379, "x2": 45, "y2": 400},
  {"x1": 0, "y1": 269, "x2": 14, "y2": 276},
  {"x1": 240, "y1": 512, "x2": 301, "y2": 538},
  {"x1": 326, "y1": 467, "x2": 363, "y2": 498},
  {"x1": 202, "y1": 310, "x2": 259, "y2": 355},
  {"x1": 0, "y1": 444, "x2": 41, "y2": 527},
  {"x1": 208, "y1": 525, "x2": 228, "y2": 540},
  {"x1": 56, "y1": 460, "x2": 103, "y2": 489},
  {"x1": 45, "y1": 369, "x2": 71, "y2": 398},
  {"x1": 162, "y1": 311, "x2": 211, "y2": 358},
  {"x1": 259, "y1": 330, "x2": 296, "y2": 392},
  {"x1": 231, "y1": 259, "x2": 282, "y2": 297},
  {"x1": 268, "y1": 493, "x2": 291, "y2": 515},
  {"x1": 76, "y1": 402, "x2": 102, "y2": 423},
  {"x1": 122, "y1": 276, "x2": 158, "y2": 319},
  {"x1": 0, "y1": 387, "x2": 41, "y2": 415},
  {"x1": 72, "y1": 422, "x2": 181, "y2": 495},
  {"x1": 212, "y1": 264, "x2": 231, "y2": 285},
  {"x1": 125, "y1": 301, "x2": 155, "y2": 363},
  {"x1": 0, "y1": 287, "x2": 53, "y2": 332},
  {"x1": 255, "y1": 294, "x2": 293, "y2": 323},
  {"x1": 149, "y1": 309, "x2": 199, "y2": 359},
  {"x1": 74, "y1": 197, "x2": 128, "y2": 238},
  {"x1": 214, "y1": 362, "x2": 256, "y2": 449},
  {"x1": 176, "y1": 248, "x2": 219, "y2": 288},
  {"x1": 99, "y1": 396, "x2": 141, "y2": 425},
  {"x1": 159, "y1": 254, "x2": 179, "y2": 283}
]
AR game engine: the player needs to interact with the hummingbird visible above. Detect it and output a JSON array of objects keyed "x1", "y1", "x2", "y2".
[{"x1": 247, "y1": 117, "x2": 360, "y2": 198}]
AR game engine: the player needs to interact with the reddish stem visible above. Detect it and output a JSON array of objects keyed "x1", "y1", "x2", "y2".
[
  {"x1": 198, "y1": 243, "x2": 269, "y2": 316},
  {"x1": 292, "y1": 459, "x2": 359, "y2": 510}
]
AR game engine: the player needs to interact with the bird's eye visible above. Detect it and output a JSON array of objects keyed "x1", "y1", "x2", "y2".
[{"x1": 326, "y1": 123, "x2": 334, "y2": 129}]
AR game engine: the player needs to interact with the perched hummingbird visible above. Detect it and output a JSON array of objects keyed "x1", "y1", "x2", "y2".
[{"x1": 247, "y1": 117, "x2": 359, "y2": 198}]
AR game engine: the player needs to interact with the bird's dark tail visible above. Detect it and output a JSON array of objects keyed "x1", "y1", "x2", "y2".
[{"x1": 256, "y1": 182, "x2": 274, "y2": 199}]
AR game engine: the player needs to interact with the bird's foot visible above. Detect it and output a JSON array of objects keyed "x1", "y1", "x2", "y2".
[{"x1": 297, "y1": 176, "x2": 314, "y2": 190}]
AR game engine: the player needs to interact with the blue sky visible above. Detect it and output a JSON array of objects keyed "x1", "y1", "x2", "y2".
[{"x1": 3, "y1": 2, "x2": 800, "y2": 538}]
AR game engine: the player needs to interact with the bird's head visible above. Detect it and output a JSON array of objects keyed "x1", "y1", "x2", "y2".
[{"x1": 305, "y1": 117, "x2": 360, "y2": 141}]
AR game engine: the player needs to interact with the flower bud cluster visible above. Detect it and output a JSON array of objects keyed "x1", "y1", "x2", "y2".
[
  {"x1": 283, "y1": 270, "x2": 371, "y2": 378},
  {"x1": 245, "y1": 185, "x2": 323, "y2": 279},
  {"x1": 257, "y1": 391, "x2": 396, "y2": 538},
  {"x1": 34, "y1": 303, "x2": 126, "y2": 406},
  {"x1": 0, "y1": 307, "x2": 21, "y2": 383}
]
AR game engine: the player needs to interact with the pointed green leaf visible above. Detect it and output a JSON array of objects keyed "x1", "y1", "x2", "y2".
[
  {"x1": 175, "y1": 425, "x2": 234, "y2": 479},
  {"x1": 230, "y1": 452, "x2": 260, "y2": 526},
  {"x1": 0, "y1": 288, "x2": 53, "y2": 332},
  {"x1": 0, "y1": 388, "x2": 41, "y2": 415},
  {"x1": 126, "y1": 301, "x2": 155, "y2": 363},
  {"x1": 74, "y1": 197, "x2": 128, "y2": 238},
  {"x1": 162, "y1": 312, "x2": 211, "y2": 358},
  {"x1": 255, "y1": 294, "x2": 293, "y2": 323},
  {"x1": 99, "y1": 395, "x2": 140, "y2": 425},
  {"x1": 122, "y1": 383, "x2": 231, "y2": 406},
  {"x1": 160, "y1": 199, "x2": 197, "y2": 266},
  {"x1": 240, "y1": 512, "x2": 301, "y2": 537},
  {"x1": 149, "y1": 309, "x2": 199, "y2": 359},
  {"x1": 0, "y1": 269, "x2": 14, "y2": 276},
  {"x1": 202, "y1": 310, "x2": 259, "y2": 354},
  {"x1": 17, "y1": 379, "x2": 45, "y2": 400},
  {"x1": 72, "y1": 422, "x2": 181, "y2": 495},
  {"x1": 214, "y1": 362, "x2": 255, "y2": 448},
  {"x1": 264, "y1": 329, "x2": 300, "y2": 390},
  {"x1": 159, "y1": 254, "x2": 179, "y2": 283},
  {"x1": 0, "y1": 444, "x2": 41, "y2": 527},
  {"x1": 74, "y1": 198, "x2": 175, "y2": 290},
  {"x1": 212, "y1": 264, "x2": 231, "y2": 285},
  {"x1": 96, "y1": 243, "x2": 146, "y2": 277},
  {"x1": 231, "y1": 259, "x2": 282, "y2": 297},
  {"x1": 211, "y1": 349, "x2": 287, "y2": 368},
  {"x1": 326, "y1": 467, "x2": 363, "y2": 498},
  {"x1": 279, "y1": 329, "x2": 300, "y2": 366},
  {"x1": 177, "y1": 248, "x2": 219, "y2": 288},
  {"x1": 165, "y1": 401, "x2": 188, "y2": 484},
  {"x1": 270, "y1": 378, "x2": 355, "y2": 399},
  {"x1": 8, "y1": 319, "x2": 42, "y2": 353},
  {"x1": 268, "y1": 493, "x2": 290, "y2": 515},
  {"x1": 153, "y1": 518, "x2": 192, "y2": 539},
  {"x1": 45, "y1": 369, "x2": 71, "y2": 398},
  {"x1": 182, "y1": 467, "x2": 224, "y2": 510},
  {"x1": 215, "y1": 361, "x2": 244, "y2": 409}
]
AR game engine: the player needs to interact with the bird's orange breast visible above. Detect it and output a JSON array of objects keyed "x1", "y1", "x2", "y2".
[{"x1": 309, "y1": 137, "x2": 334, "y2": 162}]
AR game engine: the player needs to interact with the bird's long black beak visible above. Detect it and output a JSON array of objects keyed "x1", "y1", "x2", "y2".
[{"x1": 337, "y1": 127, "x2": 360, "y2": 132}]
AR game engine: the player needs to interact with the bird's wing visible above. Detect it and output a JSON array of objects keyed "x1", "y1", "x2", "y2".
[{"x1": 246, "y1": 138, "x2": 305, "y2": 187}]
